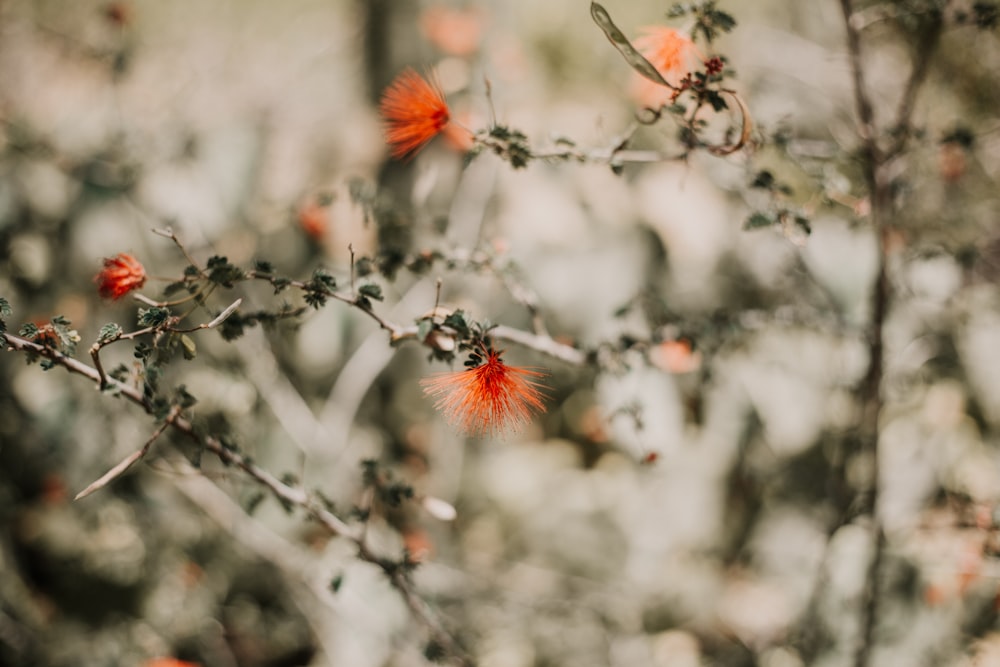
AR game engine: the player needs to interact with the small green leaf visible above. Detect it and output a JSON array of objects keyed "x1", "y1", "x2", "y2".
[
  {"x1": 709, "y1": 8, "x2": 737, "y2": 33},
  {"x1": 311, "y1": 267, "x2": 337, "y2": 291},
  {"x1": 163, "y1": 281, "x2": 188, "y2": 297},
  {"x1": 98, "y1": 323, "x2": 123, "y2": 344},
  {"x1": 180, "y1": 334, "x2": 197, "y2": 360},
  {"x1": 206, "y1": 256, "x2": 243, "y2": 288},
  {"x1": 591, "y1": 2, "x2": 673, "y2": 89},
  {"x1": 358, "y1": 282, "x2": 383, "y2": 301},
  {"x1": 744, "y1": 212, "x2": 775, "y2": 230},
  {"x1": 751, "y1": 170, "x2": 775, "y2": 189},
  {"x1": 705, "y1": 89, "x2": 728, "y2": 112},
  {"x1": 794, "y1": 215, "x2": 812, "y2": 235},
  {"x1": 416, "y1": 318, "x2": 433, "y2": 342},
  {"x1": 19, "y1": 323, "x2": 39, "y2": 339},
  {"x1": 442, "y1": 310, "x2": 470, "y2": 338},
  {"x1": 330, "y1": 573, "x2": 344, "y2": 593},
  {"x1": 137, "y1": 307, "x2": 171, "y2": 328},
  {"x1": 244, "y1": 491, "x2": 266, "y2": 516},
  {"x1": 666, "y1": 4, "x2": 687, "y2": 18},
  {"x1": 175, "y1": 384, "x2": 198, "y2": 408},
  {"x1": 0, "y1": 297, "x2": 11, "y2": 318}
]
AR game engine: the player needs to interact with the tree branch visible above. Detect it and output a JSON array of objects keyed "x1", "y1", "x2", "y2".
[{"x1": 1, "y1": 332, "x2": 473, "y2": 665}]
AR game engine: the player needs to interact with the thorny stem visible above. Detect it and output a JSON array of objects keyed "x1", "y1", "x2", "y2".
[{"x1": 1, "y1": 332, "x2": 473, "y2": 666}]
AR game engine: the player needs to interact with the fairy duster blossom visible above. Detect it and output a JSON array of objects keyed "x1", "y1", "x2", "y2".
[
  {"x1": 421, "y1": 344, "x2": 547, "y2": 436},
  {"x1": 379, "y1": 68, "x2": 451, "y2": 160},
  {"x1": 95, "y1": 253, "x2": 146, "y2": 300},
  {"x1": 631, "y1": 26, "x2": 703, "y2": 108}
]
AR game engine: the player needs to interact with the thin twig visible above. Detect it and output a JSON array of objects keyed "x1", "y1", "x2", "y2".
[
  {"x1": 152, "y1": 226, "x2": 207, "y2": 277},
  {"x1": 172, "y1": 297, "x2": 242, "y2": 332},
  {"x1": 75, "y1": 405, "x2": 181, "y2": 500}
]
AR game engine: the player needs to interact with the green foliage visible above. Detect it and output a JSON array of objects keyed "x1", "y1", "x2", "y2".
[
  {"x1": 669, "y1": 1, "x2": 738, "y2": 43},
  {"x1": 206, "y1": 255, "x2": 243, "y2": 288},
  {"x1": 0, "y1": 297, "x2": 8, "y2": 350},
  {"x1": 443, "y1": 310, "x2": 472, "y2": 340},
  {"x1": 358, "y1": 281, "x2": 384, "y2": 306},
  {"x1": 18, "y1": 322, "x2": 39, "y2": 339},
  {"x1": 973, "y1": 2, "x2": 999, "y2": 29},
  {"x1": 361, "y1": 459, "x2": 414, "y2": 509},
  {"x1": 743, "y1": 212, "x2": 775, "y2": 230},
  {"x1": 347, "y1": 176, "x2": 377, "y2": 225},
  {"x1": 179, "y1": 334, "x2": 197, "y2": 360},
  {"x1": 487, "y1": 125, "x2": 532, "y2": 169},
  {"x1": 303, "y1": 267, "x2": 337, "y2": 309},
  {"x1": 137, "y1": 307, "x2": 171, "y2": 328},
  {"x1": 424, "y1": 640, "x2": 448, "y2": 663},
  {"x1": 98, "y1": 323, "x2": 123, "y2": 344},
  {"x1": 942, "y1": 126, "x2": 975, "y2": 148}
]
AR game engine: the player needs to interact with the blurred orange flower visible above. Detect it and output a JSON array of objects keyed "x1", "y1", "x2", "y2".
[
  {"x1": 630, "y1": 26, "x2": 703, "y2": 108},
  {"x1": 420, "y1": 5, "x2": 485, "y2": 57},
  {"x1": 421, "y1": 344, "x2": 547, "y2": 436},
  {"x1": 380, "y1": 68, "x2": 451, "y2": 160},
  {"x1": 297, "y1": 200, "x2": 328, "y2": 241},
  {"x1": 95, "y1": 253, "x2": 146, "y2": 300},
  {"x1": 650, "y1": 339, "x2": 701, "y2": 374}
]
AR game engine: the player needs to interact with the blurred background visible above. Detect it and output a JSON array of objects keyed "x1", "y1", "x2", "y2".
[{"x1": 2, "y1": 0, "x2": 1000, "y2": 665}]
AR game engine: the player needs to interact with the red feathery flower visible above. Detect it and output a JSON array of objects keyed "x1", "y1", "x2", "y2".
[
  {"x1": 95, "y1": 252, "x2": 146, "y2": 300},
  {"x1": 421, "y1": 344, "x2": 547, "y2": 436},
  {"x1": 379, "y1": 68, "x2": 451, "y2": 160}
]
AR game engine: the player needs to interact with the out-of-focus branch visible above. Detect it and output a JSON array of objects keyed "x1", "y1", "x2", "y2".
[
  {"x1": 841, "y1": 0, "x2": 886, "y2": 665},
  {"x1": 839, "y1": 0, "x2": 936, "y2": 665}
]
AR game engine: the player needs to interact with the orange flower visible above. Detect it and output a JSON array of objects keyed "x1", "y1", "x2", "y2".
[
  {"x1": 421, "y1": 344, "x2": 547, "y2": 436},
  {"x1": 630, "y1": 26, "x2": 702, "y2": 108},
  {"x1": 297, "y1": 200, "x2": 328, "y2": 240},
  {"x1": 380, "y1": 68, "x2": 451, "y2": 160},
  {"x1": 95, "y1": 252, "x2": 146, "y2": 300},
  {"x1": 649, "y1": 339, "x2": 701, "y2": 374}
]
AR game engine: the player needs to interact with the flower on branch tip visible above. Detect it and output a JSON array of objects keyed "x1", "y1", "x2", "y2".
[
  {"x1": 95, "y1": 253, "x2": 146, "y2": 300},
  {"x1": 421, "y1": 343, "x2": 547, "y2": 436},
  {"x1": 630, "y1": 26, "x2": 703, "y2": 108},
  {"x1": 379, "y1": 68, "x2": 451, "y2": 160}
]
